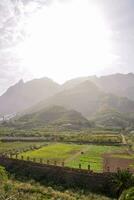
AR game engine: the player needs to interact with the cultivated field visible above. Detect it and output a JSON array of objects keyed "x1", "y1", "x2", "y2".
[
  {"x1": 18, "y1": 143, "x2": 128, "y2": 172},
  {"x1": 0, "y1": 132, "x2": 133, "y2": 172},
  {"x1": 19, "y1": 143, "x2": 85, "y2": 163},
  {"x1": 67, "y1": 145, "x2": 125, "y2": 171}
]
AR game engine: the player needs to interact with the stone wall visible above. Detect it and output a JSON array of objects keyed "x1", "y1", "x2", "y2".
[{"x1": 0, "y1": 156, "x2": 114, "y2": 196}]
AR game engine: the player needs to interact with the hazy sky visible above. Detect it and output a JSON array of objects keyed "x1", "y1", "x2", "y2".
[{"x1": 0, "y1": 0, "x2": 134, "y2": 94}]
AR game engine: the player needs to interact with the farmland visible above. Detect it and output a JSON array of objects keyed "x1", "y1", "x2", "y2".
[
  {"x1": 0, "y1": 132, "x2": 133, "y2": 199},
  {"x1": 19, "y1": 143, "x2": 84, "y2": 163},
  {"x1": 0, "y1": 127, "x2": 122, "y2": 144},
  {"x1": 18, "y1": 143, "x2": 127, "y2": 172},
  {"x1": 0, "y1": 132, "x2": 133, "y2": 173},
  {"x1": 67, "y1": 145, "x2": 125, "y2": 171}
]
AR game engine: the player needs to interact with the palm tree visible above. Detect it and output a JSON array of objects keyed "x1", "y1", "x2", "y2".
[
  {"x1": 112, "y1": 170, "x2": 134, "y2": 197},
  {"x1": 119, "y1": 187, "x2": 134, "y2": 200}
]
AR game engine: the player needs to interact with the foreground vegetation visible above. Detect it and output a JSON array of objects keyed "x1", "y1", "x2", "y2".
[
  {"x1": 1, "y1": 165, "x2": 134, "y2": 199},
  {"x1": 0, "y1": 166, "x2": 112, "y2": 200}
]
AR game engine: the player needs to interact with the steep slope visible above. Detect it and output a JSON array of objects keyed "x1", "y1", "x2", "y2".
[
  {"x1": 16, "y1": 105, "x2": 91, "y2": 129},
  {"x1": 63, "y1": 73, "x2": 134, "y2": 100},
  {"x1": 62, "y1": 76, "x2": 91, "y2": 90},
  {"x1": 0, "y1": 78, "x2": 60, "y2": 115},
  {"x1": 28, "y1": 80, "x2": 102, "y2": 117},
  {"x1": 1, "y1": 73, "x2": 134, "y2": 116},
  {"x1": 27, "y1": 80, "x2": 134, "y2": 118},
  {"x1": 91, "y1": 73, "x2": 134, "y2": 99}
]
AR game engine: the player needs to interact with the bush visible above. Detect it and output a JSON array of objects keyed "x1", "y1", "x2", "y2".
[
  {"x1": 0, "y1": 166, "x2": 8, "y2": 183},
  {"x1": 119, "y1": 187, "x2": 134, "y2": 200},
  {"x1": 112, "y1": 170, "x2": 134, "y2": 197}
]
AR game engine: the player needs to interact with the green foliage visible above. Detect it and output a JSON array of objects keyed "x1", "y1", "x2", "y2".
[
  {"x1": 113, "y1": 170, "x2": 134, "y2": 197},
  {"x1": 0, "y1": 166, "x2": 8, "y2": 183},
  {"x1": 13, "y1": 106, "x2": 91, "y2": 130},
  {"x1": 93, "y1": 110, "x2": 130, "y2": 129},
  {"x1": 0, "y1": 125, "x2": 122, "y2": 145},
  {"x1": 119, "y1": 187, "x2": 134, "y2": 200},
  {"x1": 0, "y1": 179, "x2": 112, "y2": 200}
]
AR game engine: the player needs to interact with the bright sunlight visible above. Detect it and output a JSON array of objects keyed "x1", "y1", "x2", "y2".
[{"x1": 16, "y1": 0, "x2": 114, "y2": 83}]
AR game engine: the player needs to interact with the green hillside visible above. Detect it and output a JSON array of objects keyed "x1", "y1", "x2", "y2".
[
  {"x1": 92, "y1": 110, "x2": 129, "y2": 128},
  {"x1": 26, "y1": 81, "x2": 134, "y2": 119},
  {"x1": 15, "y1": 106, "x2": 91, "y2": 130}
]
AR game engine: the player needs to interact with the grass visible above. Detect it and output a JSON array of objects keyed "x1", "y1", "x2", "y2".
[
  {"x1": 19, "y1": 143, "x2": 85, "y2": 164},
  {"x1": 0, "y1": 179, "x2": 112, "y2": 200}
]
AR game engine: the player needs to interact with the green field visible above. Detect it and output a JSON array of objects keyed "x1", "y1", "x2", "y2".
[
  {"x1": 67, "y1": 145, "x2": 124, "y2": 171},
  {"x1": 19, "y1": 143, "x2": 85, "y2": 163},
  {"x1": 18, "y1": 143, "x2": 125, "y2": 172}
]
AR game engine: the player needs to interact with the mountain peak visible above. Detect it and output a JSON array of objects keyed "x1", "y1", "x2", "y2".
[{"x1": 18, "y1": 79, "x2": 24, "y2": 85}]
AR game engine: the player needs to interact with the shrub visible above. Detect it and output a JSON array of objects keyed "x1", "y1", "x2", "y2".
[
  {"x1": 119, "y1": 187, "x2": 134, "y2": 200},
  {"x1": 0, "y1": 166, "x2": 8, "y2": 183},
  {"x1": 112, "y1": 170, "x2": 134, "y2": 197}
]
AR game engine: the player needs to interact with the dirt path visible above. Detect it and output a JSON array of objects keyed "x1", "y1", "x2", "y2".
[
  {"x1": 65, "y1": 146, "x2": 89, "y2": 164},
  {"x1": 121, "y1": 133, "x2": 127, "y2": 145}
]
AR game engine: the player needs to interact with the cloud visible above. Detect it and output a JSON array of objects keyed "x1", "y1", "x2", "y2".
[{"x1": 0, "y1": 0, "x2": 134, "y2": 94}]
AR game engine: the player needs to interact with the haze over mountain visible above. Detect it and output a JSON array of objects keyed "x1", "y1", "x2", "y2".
[
  {"x1": 1, "y1": 73, "x2": 134, "y2": 121},
  {"x1": 29, "y1": 78, "x2": 134, "y2": 119},
  {"x1": 16, "y1": 105, "x2": 91, "y2": 130},
  {"x1": 62, "y1": 73, "x2": 134, "y2": 100},
  {"x1": 0, "y1": 78, "x2": 60, "y2": 115}
]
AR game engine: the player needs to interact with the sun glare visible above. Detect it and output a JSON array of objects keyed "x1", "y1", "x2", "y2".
[{"x1": 16, "y1": 0, "x2": 113, "y2": 83}]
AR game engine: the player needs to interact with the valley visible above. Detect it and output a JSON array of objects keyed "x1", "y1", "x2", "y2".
[{"x1": 1, "y1": 73, "x2": 134, "y2": 199}]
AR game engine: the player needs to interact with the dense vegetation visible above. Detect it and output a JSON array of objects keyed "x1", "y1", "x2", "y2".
[
  {"x1": 0, "y1": 166, "x2": 112, "y2": 200},
  {"x1": 0, "y1": 125, "x2": 122, "y2": 145},
  {"x1": 1, "y1": 166, "x2": 134, "y2": 199},
  {"x1": 119, "y1": 187, "x2": 134, "y2": 200},
  {"x1": 14, "y1": 106, "x2": 92, "y2": 130}
]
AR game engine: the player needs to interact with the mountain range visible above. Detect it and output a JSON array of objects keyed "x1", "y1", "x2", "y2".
[
  {"x1": 0, "y1": 78, "x2": 60, "y2": 114},
  {"x1": 1, "y1": 73, "x2": 134, "y2": 128}
]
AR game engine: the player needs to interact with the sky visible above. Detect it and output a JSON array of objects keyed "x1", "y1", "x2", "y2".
[{"x1": 0, "y1": 0, "x2": 134, "y2": 94}]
